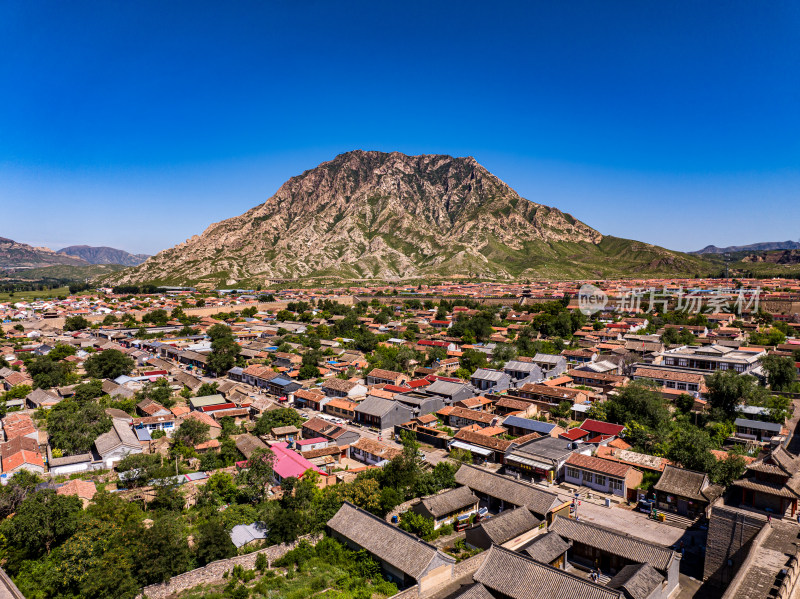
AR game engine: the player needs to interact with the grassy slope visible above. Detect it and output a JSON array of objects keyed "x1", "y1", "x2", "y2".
[
  {"x1": 109, "y1": 235, "x2": 716, "y2": 287},
  {"x1": 701, "y1": 250, "x2": 800, "y2": 278},
  {"x1": 3, "y1": 263, "x2": 126, "y2": 280},
  {"x1": 0, "y1": 286, "x2": 71, "y2": 302}
]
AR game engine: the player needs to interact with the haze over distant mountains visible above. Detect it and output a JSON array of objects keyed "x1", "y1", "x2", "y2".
[
  {"x1": 692, "y1": 240, "x2": 800, "y2": 254},
  {"x1": 0, "y1": 237, "x2": 88, "y2": 269},
  {"x1": 109, "y1": 150, "x2": 708, "y2": 287},
  {"x1": 57, "y1": 245, "x2": 150, "y2": 266},
  {"x1": 0, "y1": 237, "x2": 149, "y2": 270}
]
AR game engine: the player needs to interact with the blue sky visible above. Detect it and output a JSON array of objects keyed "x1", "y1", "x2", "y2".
[{"x1": 1, "y1": 1, "x2": 798, "y2": 255}]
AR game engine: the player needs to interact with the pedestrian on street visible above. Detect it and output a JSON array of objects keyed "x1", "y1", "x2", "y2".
[{"x1": 768, "y1": 514, "x2": 772, "y2": 527}]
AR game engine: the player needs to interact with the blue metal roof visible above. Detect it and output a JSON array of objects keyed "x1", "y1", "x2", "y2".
[{"x1": 503, "y1": 416, "x2": 556, "y2": 433}]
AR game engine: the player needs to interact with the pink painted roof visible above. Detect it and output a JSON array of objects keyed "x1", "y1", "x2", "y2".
[
  {"x1": 271, "y1": 442, "x2": 321, "y2": 479},
  {"x1": 296, "y1": 437, "x2": 326, "y2": 446}
]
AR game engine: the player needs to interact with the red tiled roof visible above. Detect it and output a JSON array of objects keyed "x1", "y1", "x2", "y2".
[
  {"x1": 578, "y1": 419, "x2": 625, "y2": 436},
  {"x1": 560, "y1": 428, "x2": 590, "y2": 441},
  {"x1": 2, "y1": 449, "x2": 44, "y2": 473},
  {"x1": 566, "y1": 452, "x2": 632, "y2": 478}
]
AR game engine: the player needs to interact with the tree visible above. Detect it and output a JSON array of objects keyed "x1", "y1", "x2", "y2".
[
  {"x1": 198, "y1": 472, "x2": 241, "y2": 506},
  {"x1": 206, "y1": 324, "x2": 241, "y2": 375},
  {"x1": 173, "y1": 417, "x2": 210, "y2": 447},
  {"x1": 236, "y1": 447, "x2": 275, "y2": 503},
  {"x1": 550, "y1": 400, "x2": 572, "y2": 420},
  {"x1": 763, "y1": 394, "x2": 792, "y2": 423},
  {"x1": 196, "y1": 382, "x2": 219, "y2": 397},
  {"x1": 253, "y1": 407, "x2": 303, "y2": 436},
  {"x1": 338, "y1": 478, "x2": 382, "y2": 513},
  {"x1": 459, "y1": 349, "x2": 488, "y2": 375},
  {"x1": 666, "y1": 423, "x2": 716, "y2": 473},
  {"x1": 116, "y1": 454, "x2": 168, "y2": 488},
  {"x1": 195, "y1": 517, "x2": 236, "y2": 565},
  {"x1": 63, "y1": 315, "x2": 91, "y2": 331},
  {"x1": 491, "y1": 343, "x2": 517, "y2": 363},
  {"x1": 449, "y1": 447, "x2": 474, "y2": 463},
  {"x1": 399, "y1": 511, "x2": 435, "y2": 541},
  {"x1": 27, "y1": 355, "x2": 71, "y2": 389},
  {"x1": 706, "y1": 370, "x2": 760, "y2": 417},
  {"x1": 425, "y1": 346, "x2": 447, "y2": 366},
  {"x1": 48, "y1": 343, "x2": 77, "y2": 361},
  {"x1": 84, "y1": 349, "x2": 135, "y2": 380},
  {"x1": 299, "y1": 362, "x2": 321, "y2": 379},
  {"x1": 136, "y1": 377, "x2": 174, "y2": 408},
  {"x1": 47, "y1": 400, "x2": 112, "y2": 454},
  {"x1": 1, "y1": 489, "x2": 82, "y2": 556},
  {"x1": 142, "y1": 309, "x2": 169, "y2": 327},
  {"x1": 0, "y1": 470, "x2": 40, "y2": 519},
  {"x1": 711, "y1": 455, "x2": 747, "y2": 487},
  {"x1": 132, "y1": 514, "x2": 193, "y2": 585},
  {"x1": 605, "y1": 380, "x2": 670, "y2": 430},
  {"x1": 73, "y1": 379, "x2": 104, "y2": 402},
  {"x1": 675, "y1": 393, "x2": 695, "y2": 414},
  {"x1": 760, "y1": 354, "x2": 797, "y2": 391}
]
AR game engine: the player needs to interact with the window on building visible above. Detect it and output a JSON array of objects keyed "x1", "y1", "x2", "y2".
[
  {"x1": 566, "y1": 467, "x2": 581, "y2": 479},
  {"x1": 678, "y1": 359, "x2": 688, "y2": 367},
  {"x1": 593, "y1": 473, "x2": 606, "y2": 486},
  {"x1": 609, "y1": 478, "x2": 623, "y2": 490}
]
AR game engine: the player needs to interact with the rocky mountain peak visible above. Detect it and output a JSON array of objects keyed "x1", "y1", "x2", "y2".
[{"x1": 111, "y1": 151, "x2": 701, "y2": 287}]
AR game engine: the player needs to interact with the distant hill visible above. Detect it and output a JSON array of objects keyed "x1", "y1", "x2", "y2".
[
  {"x1": 1, "y1": 263, "x2": 127, "y2": 281},
  {"x1": 0, "y1": 237, "x2": 87, "y2": 269},
  {"x1": 693, "y1": 240, "x2": 800, "y2": 254},
  {"x1": 57, "y1": 245, "x2": 150, "y2": 266},
  {"x1": 107, "y1": 150, "x2": 710, "y2": 287}
]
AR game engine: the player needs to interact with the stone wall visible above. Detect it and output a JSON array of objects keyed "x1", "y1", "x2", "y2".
[
  {"x1": 137, "y1": 533, "x2": 322, "y2": 599},
  {"x1": 388, "y1": 550, "x2": 488, "y2": 599},
  {"x1": 776, "y1": 546, "x2": 800, "y2": 599},
  {"x1": 703, "y1": 505, "x2": 766, "y2": 586},
  {"x1": 385, "y1": 497, "x2": 422, "y2": 523},
  {"x1": 0, "y1": 566, "x2": 26, "y2": 599}
]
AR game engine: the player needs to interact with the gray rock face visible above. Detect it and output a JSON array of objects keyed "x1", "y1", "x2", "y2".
[{"x1": 111, "y1": 150, "x2": 602, "y2": 285}]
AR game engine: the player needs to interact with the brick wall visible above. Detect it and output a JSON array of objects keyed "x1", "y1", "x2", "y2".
[{"x1": 137, "y1": 533, "x2": 322, "y2": 599}]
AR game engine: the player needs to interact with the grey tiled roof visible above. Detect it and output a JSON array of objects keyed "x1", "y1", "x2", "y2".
[
  {"x1": 523, "y1": 530, "x2": 572, "y2": 564},
  {"x1": 455, "y1": 464, "x2": 561, "y2": 518},
  {"x1": 477, "y1": 506, "x2": 540, "y2": 545},
  {"x1": 229, "y1": 523, "x2": 267, "y2": 548},
  {"x1": 419, "y1": 486, "x2": 478, "y2": 518},
  {"x1": 94, "y1": 418, "x2": 141, "y2": 457},
  {"x1": 504, "y1": 360, "x2": 541, "y2": 373},
  {"x1": 471, "y1": 369, "x2": 507, "y2": 382},
  {"x1": 451, "y1": 583, "x2": 495, "y2": 599},
  {"x1": 549, "y1": 516, "x2": 676, "y2": 573},
  {"x1": 474, "y1": 545, "x2": 624, "y2": 599},
  {"x1": 653, "y1": 464, "x2": 711, "y2": 502},
  {"x1": 327, "y1": 502, "x2": 454, "y2": 580},
  {"x1": 607, "y1": 563, "x2": 664, "y2": 599},
  {"x1": 355, "y1": 396, "x2": 398, "y2": 417},
  {"x1": 426, "y1": 380, "x2": 473, "y2": 397}
]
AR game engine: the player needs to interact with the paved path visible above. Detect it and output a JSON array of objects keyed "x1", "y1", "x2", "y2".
[{"x1": 555, "y1": 491, "x2": 691, "y2": 547}]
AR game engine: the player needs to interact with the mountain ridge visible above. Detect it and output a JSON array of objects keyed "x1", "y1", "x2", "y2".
[
  {"x1": 693, "y1": 240, "x2": 800, "y2": 254},
  {"x1": 108, "y1": 150, "x2": 710, "y2": 286},
  {"x1": 57, "y1": 245, "x2": 150, "y2": 266},
  {"x1": 0, "y1": 237, "x2": 88, "y2": 269}
]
